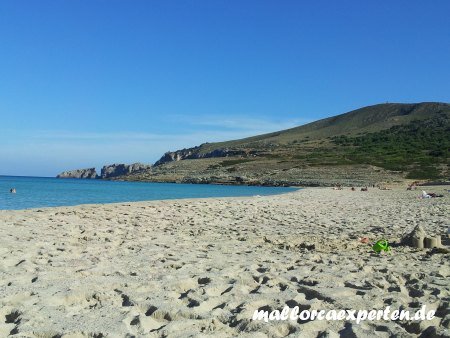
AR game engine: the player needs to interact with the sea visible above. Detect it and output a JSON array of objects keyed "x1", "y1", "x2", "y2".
[{"x1": 0, "y1": 176, "x2": 296, "y2": 210}]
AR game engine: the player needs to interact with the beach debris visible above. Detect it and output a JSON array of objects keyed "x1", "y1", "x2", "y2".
[
  {"x1": 359, "y1": 237, "x2": 369, "y2": 244},
  {"x1": 372, "y1": 239, "x2": 391, "y2": 253}
]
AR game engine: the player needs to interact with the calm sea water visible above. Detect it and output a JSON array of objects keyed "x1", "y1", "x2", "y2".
[{"x1": 0, "y1": 176, "x2": 296, "y2": 210}]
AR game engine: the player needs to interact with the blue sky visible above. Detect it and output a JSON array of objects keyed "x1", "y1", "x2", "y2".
[{"x1": 1, "y1": 1, "x2": 449, "y2": 176}]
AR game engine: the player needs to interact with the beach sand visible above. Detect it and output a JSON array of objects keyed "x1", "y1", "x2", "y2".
[{"x1": 0, "y1": 187, "x2": 449, "y2": 337}]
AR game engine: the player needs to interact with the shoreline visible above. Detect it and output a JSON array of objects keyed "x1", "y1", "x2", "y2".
[
  {"x1": 0, "y1": 188, "x2": 301, "y2": 213},
  {"x1": 2, "y1": 181, "x2": 446, "y2": 212},
  {"x1": 0, "y1": 186, "x2": 448, "y2": 336},
  {"x1": 0, "y1": 188, "x2": 302, "y2": 212},
  {"x1": 0, "y1": 177, "x2": 299, "y2": 211}
]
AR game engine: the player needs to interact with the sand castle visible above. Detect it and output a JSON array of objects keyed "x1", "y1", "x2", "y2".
[{"x1": 401, "y1": 224, "x2": 442, "y2": 249}]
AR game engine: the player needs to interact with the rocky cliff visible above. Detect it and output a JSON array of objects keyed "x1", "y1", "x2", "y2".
[
  {"x1": 57, "y1": 163, "x2": 152, "y2": 180},
  {"x1": 56, "y1": 168, "x2": 98, "y2": 179},
  {"x1": 100, "y1": 163, "x2": 152, "y2": 179},
  {"x1": 154, "y1": 147, "x2": 254, "y2": 166}
]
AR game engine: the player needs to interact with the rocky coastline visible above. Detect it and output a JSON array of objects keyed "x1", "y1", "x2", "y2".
[
  {"x1": 56, "y1": 163, "x2": 151, "y2": 180},
  {"x1": 154, "y1": 146, "x2": 255, "y2": 166},
  {"x1": 56, "y1": 168, "x2": 98, "y2": 179},
  {"x1": 100, "y1": 163, "x2": 151, "y2": 179}
]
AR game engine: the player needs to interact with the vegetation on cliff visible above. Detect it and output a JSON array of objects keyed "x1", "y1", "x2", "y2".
[{"x1": 331, "y1": 113, "x2": 449, "y2": 179}]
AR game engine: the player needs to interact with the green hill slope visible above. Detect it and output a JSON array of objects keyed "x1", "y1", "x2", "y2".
[
  {"x1": 197, "y1": 102, "x2": 450, "y2": 152},
  {"x1": 123, "y1": 102, "x2": 450, "y2": 186}
]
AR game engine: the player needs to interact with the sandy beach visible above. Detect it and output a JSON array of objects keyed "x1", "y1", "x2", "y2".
[{"x1": 0, "y1": 187, "x2": 449, "y2": 337}]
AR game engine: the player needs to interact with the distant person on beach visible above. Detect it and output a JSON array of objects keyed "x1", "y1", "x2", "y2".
[
  {"x1": 420, "y1": 191, "x2": 443, "y2": 198},
  {"x1": 10, "y1": 188, "x2": 16, "y2": 193},
  {"x1": 420, "y1": 191, "x2": 431, "y2": 198},
  {"x1": 407, "y1": 182, "x2": 419, "y2": 190}
]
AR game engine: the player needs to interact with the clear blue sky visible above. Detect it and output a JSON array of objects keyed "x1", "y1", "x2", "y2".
[{"x1": 1, "y1": 1, "x2": 449, "y2": 176}]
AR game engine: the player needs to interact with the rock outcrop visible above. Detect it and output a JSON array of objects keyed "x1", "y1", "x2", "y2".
[
  {"x1": 154, "y1": 147, "x2": 252, "y2": 166},
  {"x1": 57, "y1": 168, "x2": 98, "y2": 179},
  {"x1": 100, "y1": 163, "x2": 152, "y2": 179},
  {"x1": 57, "y1": 163, "x2": 152, "y2": 180},
  {"x1": 154, "y1": 147, "x2": 200, "y2": 165}
]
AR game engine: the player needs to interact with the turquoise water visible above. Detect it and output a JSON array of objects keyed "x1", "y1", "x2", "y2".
[{"x1": 0, "y1": 176, "x2": 296, "y2": 210}]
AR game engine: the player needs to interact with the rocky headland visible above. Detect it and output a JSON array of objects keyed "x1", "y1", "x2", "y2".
[
  {"x1": 154, "y1": 147, "x2": 255, "y2": 166},
  {"x1": 56, "y1": 168, "x2": 98, "y2": 179},
  {"x1": 56, "y1": 163, "x2": 151, "y2": 180},
  {"x1": 100, "y1": 163, "x2": 152, "y2": 179}
]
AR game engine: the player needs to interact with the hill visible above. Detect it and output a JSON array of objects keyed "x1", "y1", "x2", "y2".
[{"x1": 112, "y1": 102, "x2": 450, "y2": 186}]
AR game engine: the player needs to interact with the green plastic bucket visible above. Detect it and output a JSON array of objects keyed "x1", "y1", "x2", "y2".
[{"x1": 372, "y1": 239, "x2": 390, "y2": 253}]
